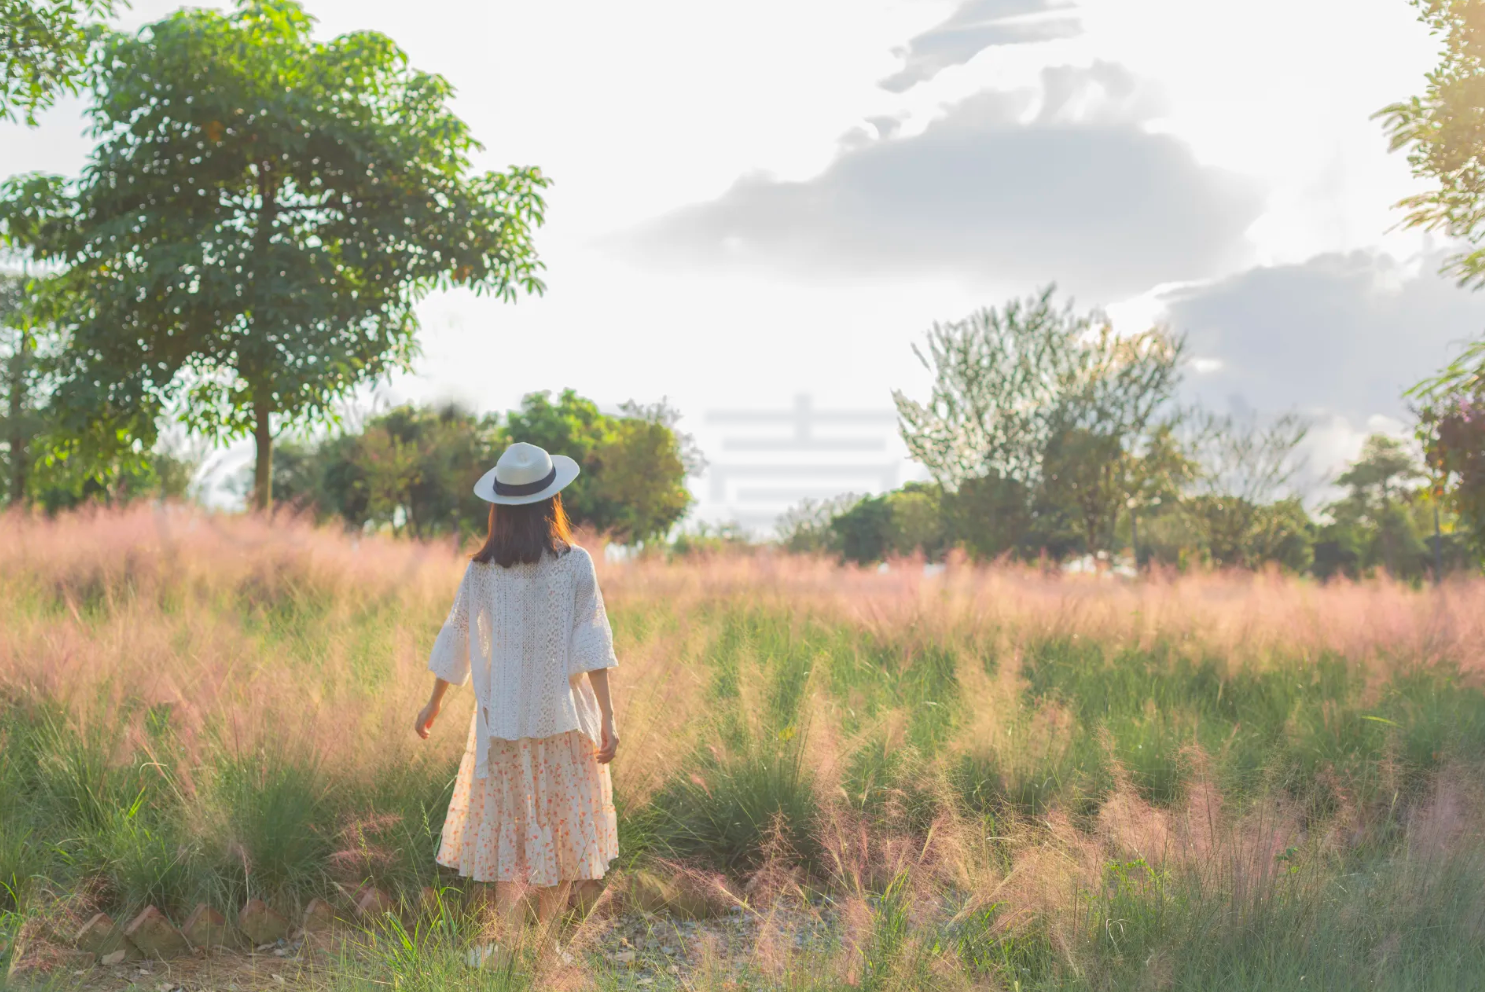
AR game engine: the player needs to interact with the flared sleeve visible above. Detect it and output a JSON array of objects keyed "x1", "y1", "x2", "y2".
[
  {"x1": 569, "y1": 548, "x2": 619, "y2": 676},
  {"x1": 427, "y1": 564, "x2": 473, "y2": 685}
]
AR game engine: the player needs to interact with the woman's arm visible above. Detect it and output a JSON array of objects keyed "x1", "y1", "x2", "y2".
[
  {"x1": 414, "y1": 678, "x2": 452, "y2": 739},
  {"x1": 587, "y1": 668, "x2": 619, "y2": 763}
]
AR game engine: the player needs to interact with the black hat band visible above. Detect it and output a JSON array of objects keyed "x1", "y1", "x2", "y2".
[{"x1": 493, "y1": 465, "x2": 558, "y2": 497}]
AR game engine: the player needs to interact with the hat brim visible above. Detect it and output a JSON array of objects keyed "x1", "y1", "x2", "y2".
[{"x1": 473, "y1": 455, "x2": 581, "y2": 505}]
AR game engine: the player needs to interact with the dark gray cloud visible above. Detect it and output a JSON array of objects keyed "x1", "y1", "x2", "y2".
[
  {"x1": 620, "y1": 64, "x2": 1262, "y2": 300},
  {"x1": 1164, "y1": 250, "x2": 1485, "y2": 423},
  {"x1": 881, "y1": 0, "x2": 1083, "y2": 93}
]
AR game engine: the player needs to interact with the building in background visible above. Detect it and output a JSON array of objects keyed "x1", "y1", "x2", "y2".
[{"x1": 695, "y1": 394, "x2": 906, "y2": 534}]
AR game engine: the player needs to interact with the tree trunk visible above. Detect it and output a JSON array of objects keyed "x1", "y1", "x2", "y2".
[
  {"x1": 252, "y1": 397, "x2": 273, "y2": 513},
  {"x1": 1434, "y1": 500, "x2": 1443, "y2": 586},
  {"x1": 1131, "y1": 509, "x2": 1139, "y2": 571},
  {"x1": 249, "y1": 163, "x2": 278, "y2": 515},
  {"x1": 7, "y1": 329, "x2": 29, "y2": 505}
]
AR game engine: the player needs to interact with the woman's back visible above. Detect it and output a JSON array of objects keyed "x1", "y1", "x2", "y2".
[
  {"x1": 429, "y1": 545, "x2": 617, "y2": 766},
  {"x1": 416, "y1": 443, "x2": 619, "y2": 911}
]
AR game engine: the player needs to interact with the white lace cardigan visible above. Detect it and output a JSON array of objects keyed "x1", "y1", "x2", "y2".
[{"x1": 426, "y1": 545, "x2": 618, "y2": 778}]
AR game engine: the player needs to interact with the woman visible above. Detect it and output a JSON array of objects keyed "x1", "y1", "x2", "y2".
[{"x1": 414, "y1": 441, "x2": 620, "y2": 936}]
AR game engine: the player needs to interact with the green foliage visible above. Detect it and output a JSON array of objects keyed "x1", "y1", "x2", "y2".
[
  {"x1": 1412, "y1": 369, "x2": 1485, "y2": 564},
  {"x1": 287, "y1": 403, "x2": 503, "y2": 539},
  {"x1": 0, "y1": 0, "x2": 549, "y2": 511},
  {"x1": 1314, "y1": 434, "x2": 1437, "y2": 579},
  {"x1": 666, "y1": 519, "x2": 755, "y2": 558},
  {"x1": 775, "y1": 492, "x2": 864, "y2": 555},
  {"x1": 504, "y1": 390, "x2": 697, "y2": 543},
  {"x1": 894, "y1": 285, "x2": 1185, "y2": 561},
  {"x1": 831, "y1": 493, "x2": 895, "y2": 564},
  {"x1": 822, "y1": 484, "x2": 948, "y2": 565},
  {"x1": 269, "y1": 392, "x2": 697, "y2": 544},
  {"x1": 1379, "y1": 0, "x2": 1485, "y2": 288},
  {"x1": 0, "y1": 0, "x2": 120, "y2": 126}
]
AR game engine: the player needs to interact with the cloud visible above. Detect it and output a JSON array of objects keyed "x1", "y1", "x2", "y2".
[
  {"x1": 619, "y1": 63, "x2": 1262, "y2": 300},
  {"x1": 1164, "y1": 249, "x2": 1485, "y2": 423},
  {"x1": 880, "y1": 0, "x2": 1084, "y2": 92}
]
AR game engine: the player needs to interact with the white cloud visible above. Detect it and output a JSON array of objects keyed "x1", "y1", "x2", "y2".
[{"x1": 617, "y1": 63, "x2": 1262, "y2": 300}]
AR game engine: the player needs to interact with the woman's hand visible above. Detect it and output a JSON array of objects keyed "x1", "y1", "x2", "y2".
[
  {"x1": 416, "y1": 678, "x2": 452, "y2": 739},
  {"x1": 596, "y1": 717, "x2": 620, "y2": 764},
  {"x1": 414, "y1": 699, "x2": 441, "y2": 739}
]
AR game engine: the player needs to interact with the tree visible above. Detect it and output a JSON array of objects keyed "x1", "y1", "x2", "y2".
[
  {"x1": 1123, "y1": 420, "x2": 1200, "y2": 565},
  {"x1": 894, "y1": 287, "x2": 1082, "y2": 491},
  {"x1": 831, "y1": 494, "x2": 896, "y2": 565},
  {"x1": 776, "y1": 493, "x2": 863, "y2": 555},
  {"x1": 1378, "y1": 0, "x2": 1485, "y2": 288},
  {"x1": 895, "y1": 286, "x2": 1183, "y2": 563},
  {"x1": 1313, "y1": 434, "x2": 1441, "y2": 580},
  {"x1": 1181, "y1": 411, "x2": 1310, "y2": 567},
  {"x1": 0, "y1": 270, "x2": 33, "y2": 503},
  {"x1": 297, "y1": 403, "x2": 501, "y2": 537},
  {"x1": 279, "y1": 392, "x2": 698, "y2": 544},
  {"x1": 505, "y1": 390, "x2": 698, "y2": 543},
  {"x1": 1383, "y1": 0, "x2": 1485, "y2": 569},
  {"x1": 1414, "y1": 387, "x2": 1485, "y2": 564},
  {"x1": 1039, "y1": 325, "x2": 1184, "y2": 561},
  {"x1": 1335, "y1": 434, "x2": 1422, "y2": 504},
  {"x1": 590, "y1": 401, "x2": 702, "y2": 544},
  {"x1": 824, "y1": 483, "x2": 949, "y2": 565},
  {"x1": 1335, "y1": 434, "x2": 1427, "y2": 575},
  {"x1": 0, "y1": 0, "x2": 122, "y2": 125},
  {"x1": 0, "y1": 0, "x2": 549, "y2": 512}
]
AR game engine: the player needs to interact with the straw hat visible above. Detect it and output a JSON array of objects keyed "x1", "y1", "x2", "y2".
[{"x1": 473, "y1": 442, "x2": 580, "y2": 505}]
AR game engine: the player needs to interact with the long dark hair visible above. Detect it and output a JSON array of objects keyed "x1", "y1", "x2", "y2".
[{"x1": 471, "y1": 493, "x2": 575, "y2": 567}]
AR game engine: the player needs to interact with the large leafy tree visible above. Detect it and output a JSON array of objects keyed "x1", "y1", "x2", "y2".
[
  {"x1": 506, "y1": 390, "x2": 700, "y2": 544},
  {"x1": 0, "y1": 0, "x2": 122, "y2": 125},
  {"x1": 0, "y1": 0, "x2": 548, "y2": 511},
  {"x1": 1, "y1": 271, "x2": 193, "y2": 509},
  {"x1": 1379, "y1": 0, "x2": 1485, "y2": 287},
  {"x1": 894, "y1": 286, "x2": 1183, "y2": 562}
]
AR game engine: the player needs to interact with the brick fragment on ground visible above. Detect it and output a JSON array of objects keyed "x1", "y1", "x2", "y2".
[
  {"x1": 344, "y1": 881, "x2": 376, "y2": 905},
  {"x1": 301, "y1": 897, "x2": 336, "y2": 933},
  {"x1": 123, "y1": 906, "x2": 190, "y2": 959},
  {"x1": 237, "y1": 899, "x2": 290, "y2": 946},
  {"x1": 182, "y1": 904, "x2": 239, "y2": 950},
  {"x1": 354, "y1": 886, "x2": 395, "y2": 919},
  {"x1": 74, "y1": 913, "x2": 139, "y2": 961}
]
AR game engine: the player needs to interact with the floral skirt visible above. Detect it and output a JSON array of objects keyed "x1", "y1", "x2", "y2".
[{"x1": 436, "y1": 714, "x2": 618, "y2": 886}]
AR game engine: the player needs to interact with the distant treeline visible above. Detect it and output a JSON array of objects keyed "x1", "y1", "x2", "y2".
[
  {"x1": 777, "y1": 431, "x2": 1473, "y2": 580},
  {"x1": 271, "y1": 390, "x2": 700, "y2": 545},
  {"x1": 771, "y1": 286, "x2": 1481, "y2": 579}
]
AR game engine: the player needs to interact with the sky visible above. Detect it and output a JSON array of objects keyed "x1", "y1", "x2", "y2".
[{"x1": 3, "y1": 0, "x2": 1481, "y2": 528}]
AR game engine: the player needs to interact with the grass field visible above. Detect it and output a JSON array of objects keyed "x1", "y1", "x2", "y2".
[{"x1": 4, "y1": 506, "x2": 1485, "y2": 991}]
